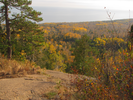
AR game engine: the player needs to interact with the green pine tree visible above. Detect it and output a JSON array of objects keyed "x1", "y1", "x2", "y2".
[
  {"x1": 11, "y1": 19, "x2": 44, "y2": 61},
  {"x1": 72, "y1": 35, "x2": 98, "y2": 76},
  {"x1": 0, "y1": 0, "x2": 43, "y2": 59}
]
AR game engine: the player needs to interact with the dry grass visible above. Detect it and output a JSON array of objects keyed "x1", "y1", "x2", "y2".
[{"x1": 0, "y1": 55, "x2": 45, "y2": 79}]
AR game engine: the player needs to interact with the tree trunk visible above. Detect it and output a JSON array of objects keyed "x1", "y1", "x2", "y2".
[{"x1": 5, "y1": 4, "x2": 11, "y2": 59}]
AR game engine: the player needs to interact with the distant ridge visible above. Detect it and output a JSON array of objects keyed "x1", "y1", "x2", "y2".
[{"x1": 40, "y1": 18, "x2": 133, "y2": 24}]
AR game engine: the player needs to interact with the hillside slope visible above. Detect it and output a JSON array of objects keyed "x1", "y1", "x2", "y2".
[{"x1": 0, "y1": 70, "x2": 95, "y2": 100}]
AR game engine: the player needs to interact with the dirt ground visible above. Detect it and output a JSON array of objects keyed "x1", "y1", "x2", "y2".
[
  {"x1": 0, "y1": 70, "x2": 76, "y2": 100},
  {"x1": 0, "y1": 70, "x2": 95, "y2": 100}
]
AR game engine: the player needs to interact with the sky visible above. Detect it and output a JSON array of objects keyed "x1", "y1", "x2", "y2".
[
  {"x1": 29, "y1": 0, "x2": 133, "y2": 23},
  {"x1": 1, "y1": 0, "x2": 132, "y2": 23},
  {"x1": 31, "y1": 0, "x2": 133, "y2": 10}
]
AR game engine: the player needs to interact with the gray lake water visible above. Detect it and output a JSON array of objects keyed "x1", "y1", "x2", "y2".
[{"x1": 31, "y1": 7, "x2": 133, "y2": 23}]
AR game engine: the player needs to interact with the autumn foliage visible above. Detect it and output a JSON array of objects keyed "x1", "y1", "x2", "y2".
[{"x1": 0, "y1": 18, "x2": 133, "y2": 99}]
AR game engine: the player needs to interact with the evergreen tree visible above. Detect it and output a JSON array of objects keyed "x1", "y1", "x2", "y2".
[
  {"x1": 0, "y1": 0, "x2": 42, "y2": 59},
  {"x1": 73, "y1": 35, "x2": 90, "y2": 74},
  {"x1": 11, "y1": 18, "x2": 44, "y2": 61},
  {"x1": 72, "y1": 35, "x2": 98, "y2": 76}
]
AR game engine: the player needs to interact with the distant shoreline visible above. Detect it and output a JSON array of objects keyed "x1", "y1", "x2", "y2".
[
  {"x1": 32, "y1": 7, "x2": 132, "y2": 23},
  {"x1": 38, "y1": 18, "x2": 133, "y2": 24}
]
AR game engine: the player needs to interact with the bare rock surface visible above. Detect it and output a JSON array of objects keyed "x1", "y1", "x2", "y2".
[
  {"x1": 0, "y1": 70, "x2": 95, "y2": 100},
  {"x1": 0, "y1": 70, "x2": 72, "y2": 100}
]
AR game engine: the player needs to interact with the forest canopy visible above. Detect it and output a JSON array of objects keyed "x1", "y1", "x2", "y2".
[{"x1": 0, "y1": 1, "x2": 133, "y2": 99}]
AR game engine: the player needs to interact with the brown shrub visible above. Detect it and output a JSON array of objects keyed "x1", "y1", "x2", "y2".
[{"x1": 0, "y1": 56, "x2": 43, "y2": 79}]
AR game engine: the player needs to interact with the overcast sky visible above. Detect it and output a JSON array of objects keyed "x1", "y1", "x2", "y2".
[
  {"x1": 0, "y1": 0, "x2": 132, "y2": 23},
  {"x1": 31, "y1": 0, "x2": 133, "y2": 10}
]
